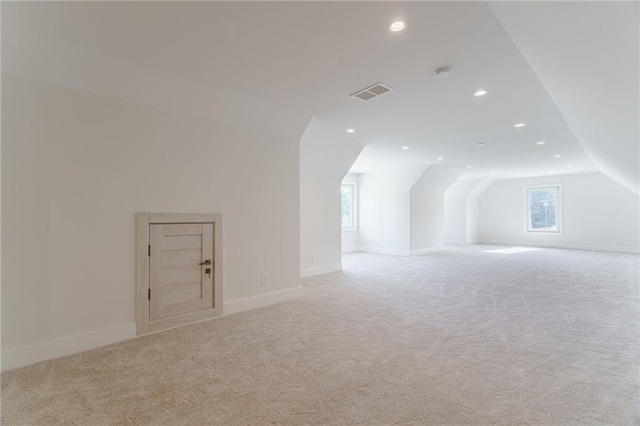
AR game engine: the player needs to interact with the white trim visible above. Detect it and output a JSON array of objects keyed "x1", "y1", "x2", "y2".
[
  {"x1": 223, "y1": 287, "x2": 303, "y2": 315},
  {"x1": 1, "y1": 323, "x2": 136, "y2": 372},
  {"x1": 357, "y1": 246, "x2": 411, "y2": 256},
  {"x1": 341, "y1": 246, "x2": 358, "y2": 253},
  {"x1": 445, "y1": 239, "x2": 474, "y2": 246},
  {"x1": 479, "y1": 239, "x2": 639, "y2": 254},
  {"x1": 301, "y1": 263, "x2": 343, "y2": 278},
  {"x1": 411, "y1": 247, "x2": 446, "y2": 256},
  {"x1": 2, "y1": 286, "x2": 305, "y2": 372}
]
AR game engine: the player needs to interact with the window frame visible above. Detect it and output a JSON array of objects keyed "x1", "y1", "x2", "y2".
[
  {"x1": 341, "y1": 183, "x2": 357, "y2": 232},
  {"x1": 525, "y1": 183, "x2": 563, "y2": 235}
]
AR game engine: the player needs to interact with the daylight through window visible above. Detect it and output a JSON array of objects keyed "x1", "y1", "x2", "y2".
[
  {"x1": 527, "y1": 185, "x2": 561, "y2": 233},
  {"x1": 341, "y1": 184, "x2": 355, "y2": 229}
]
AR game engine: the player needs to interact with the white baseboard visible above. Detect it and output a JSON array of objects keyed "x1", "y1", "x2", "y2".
[
  {"x1": 223, "y1": 287, "x2": 303, "y2": 315},
  {"x1": 357, "y1": 246, "x2": 411, "y2": 256},
  {"x1": 411, "y1": 246, "x2": 446, "y2": 256},
  {"x1": 300, "y1": 263, "x2": 342, "y2": 278},
  {"x1": 2, "y1": 287, "x2": 306, "y2": 372},
  {"x1": 479, "y1": 239, "x2": 640, "y2": 254},
  {"x1": 341, "y1": 246, "x2": 358, "y2": 253},
  {"x1": 1, "y1": 322, "x2": 136, "y2": 372},
  {"x1": 445, "y1": 239, "x2": 473, "y2": 246}
]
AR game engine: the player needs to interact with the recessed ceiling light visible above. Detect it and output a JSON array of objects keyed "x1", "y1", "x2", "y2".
[
  {"x1": 514, "y1": 123, "x2": 526, "y2": 128},
  {"x1": 567, "y1": 165, "x2": 573, "y2": 168},
  {"x1": 474, "y1": 90, "x2": 488, "y2": 97},
  {"x1": 402, "y1": 146, "x2": 409, "y2": 150},
  {"x1": 536, "y1": 141, "x2": 546, "y2": 145},
  {"x1": 434, "y1": 67, "x2": 452, "y2": 79},
  {"x1": 389, "y1": 21, "x2": 405, "y2": 32},
  {"x1": 436, "y1": 157, "x2": 443, "y2": 160},
  {"x1": 466, "y1": 165, "x2": 472, "y2": 169},
  {"x1": 554, "y1": 154, "x2": 561, "y2": 158},
  {"x1": 476, "y1": 142, "x2": 485, "y2": 146},
  {"x1": 346, "y1": 128, "x2": 355, "y2": 133}
]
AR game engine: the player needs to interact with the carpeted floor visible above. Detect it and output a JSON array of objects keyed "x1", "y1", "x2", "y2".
[{"x1": 2, "y1": 246, "x2": 639, "y2": 425}]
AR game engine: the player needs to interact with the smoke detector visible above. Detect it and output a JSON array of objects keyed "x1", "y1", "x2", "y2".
[
  {"x1": 351, "y1": 82, "x2": 394, "y2": 102},
  {"x1": 434, "y1": 67, "x2": 452, "y2": 79}
]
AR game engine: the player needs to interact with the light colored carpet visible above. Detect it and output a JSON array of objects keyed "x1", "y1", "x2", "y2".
[{"x1": 2, "y1": 245, "x2": 639, "y2": 425}]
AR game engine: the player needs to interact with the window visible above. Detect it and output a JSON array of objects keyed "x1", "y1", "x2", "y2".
[
  {"x1": 526, "y1": 185, "x2": 562, "y2": 233},
  {"x1": 341, "y1": 184, "x2": 355, "y2": 230}
]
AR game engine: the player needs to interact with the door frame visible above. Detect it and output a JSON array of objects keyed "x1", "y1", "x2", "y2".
[{"x1": 135, "y1": 212, "x2": 223, "y2": 335}]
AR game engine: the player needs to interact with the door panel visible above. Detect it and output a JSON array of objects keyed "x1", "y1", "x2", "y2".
[
  {"x1": 162, "y1": 299, "x2": 204, "y2": 318},
  {"x1": 162, "y1": 224, "x2": 203, "y2": 236},
  {"x1": 164, "y1": 282, "x2": 202, "y2": 304},
  {"x1": 163, "y1": 235, "x2": 202, "y2": 251},
  {"x1": 149, "y1": 223, "x2": 214, "y2": 320},
  {"x1": 163, "y1": 249, "x2": 201, "y2": 269},
  {"x1": 163, "y1": 268, "x2": 201, "y2": 285}
]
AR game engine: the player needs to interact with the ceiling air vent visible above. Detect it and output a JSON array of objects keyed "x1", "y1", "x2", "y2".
[{"x1": 351, "y1": 83, "x2": 394, "y2": 102}]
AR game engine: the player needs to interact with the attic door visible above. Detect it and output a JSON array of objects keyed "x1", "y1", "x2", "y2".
[{"x1": 149, "y1": 223, "x2": 214, "y2": 320}]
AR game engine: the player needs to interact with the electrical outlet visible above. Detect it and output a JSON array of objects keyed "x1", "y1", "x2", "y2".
[
  {"x1": 261, "y1": 273, "x2": 269, "y2": 286},
  {"x1": 324, "y1": 208, "x2": 331, "y2": 216},
  {"x1": 426, "y1": 238, "x2": 432, "y2": 246},
  {"x1": 309, "y1": 254, "x2": 314, "y2": 263}
]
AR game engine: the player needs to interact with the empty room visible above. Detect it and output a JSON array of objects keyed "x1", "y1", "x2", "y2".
[{"x1": 2, "y1": 1, "x2": 639, "y2": 425}]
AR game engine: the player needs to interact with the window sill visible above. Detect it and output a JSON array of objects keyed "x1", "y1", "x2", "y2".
[
  {"x1": 525, "y1": 230, "x2": 563, "y2": 235},
  {"x1": 342, "y1": 228, "x2": 358, "y2": 233}
]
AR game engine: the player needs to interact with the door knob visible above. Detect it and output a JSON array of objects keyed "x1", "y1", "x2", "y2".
[{"x1": 199, "y1": 259, "x2": 212, "y2": 266}]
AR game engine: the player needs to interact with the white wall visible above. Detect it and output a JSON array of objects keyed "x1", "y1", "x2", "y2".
[
  {"x1": 358, "y1": 167, "x2": 426, "y2": 255},
  {"x1": 410, "y1": 166, "x2": 461, "y2": 253},
  {"x1": 444, "y1": 178, "x2": 494, "y2": 246},
  {"x1": 444, "y1": 178, "x2": 485, "y2": 245},
  {"x1": 341, "y1": 173, "x2": 358, "y2": 253},
  {"x1": 2, "y1": 74, "x2": 308, "y2": 370},
  {"x1": 300, "y1": 177, "x2": 342, "y2": 277},
  {"x1": 466, "y1": 197, "x2": 480, "y2": 245},
  {"x1": 299, "y1": 119, "x2": 362, "y2": 277},
  {"x1": 479, "y1": 173, "x2": 639, "y2": 253},
  {"x1": 300, "y1": 118, "x2": 363, "y2": 182}
]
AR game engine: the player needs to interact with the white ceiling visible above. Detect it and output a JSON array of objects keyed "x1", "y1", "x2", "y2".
[
  {"x1": 489, "y1": 1, "x2": 639, "y2": 193},
  {"x1": 4, "y1": 1, "x2": 636, "y2": 183}
]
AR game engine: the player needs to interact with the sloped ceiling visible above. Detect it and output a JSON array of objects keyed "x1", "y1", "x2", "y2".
[
  {"x1": 489, "y1": 1, "x2": 639, "y2": 194},
  {"x1": 2, "y1": 24, "x2": 311, "y2": 142},
  {"x1": 300, "y1": 117, "x2": 363, "y2": 180},
  {"x1": 2, "y1": 2, "x2": 637, "y2": 188}
]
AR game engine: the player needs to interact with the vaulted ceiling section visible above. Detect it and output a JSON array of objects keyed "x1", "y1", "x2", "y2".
[{"x1": 3, "y1": 2, "x2": 637, "y2": 190}]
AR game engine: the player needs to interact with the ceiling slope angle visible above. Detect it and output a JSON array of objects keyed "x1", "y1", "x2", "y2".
[
  {"x1": 489, "y1": 1, "x2": 639, "y2": 194},
  {"x1": 318, "y1": 2, "x2": 597, "y2": 179},
  {"x1": 300, "y1": 117, "x2": 364, "y2": 181},
  {"x1": 2, "y1": 4, "x2": 313, "y2": 142},
  {"x1": 3, "y1": 1, "x2": 606, "y2": 181}
]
